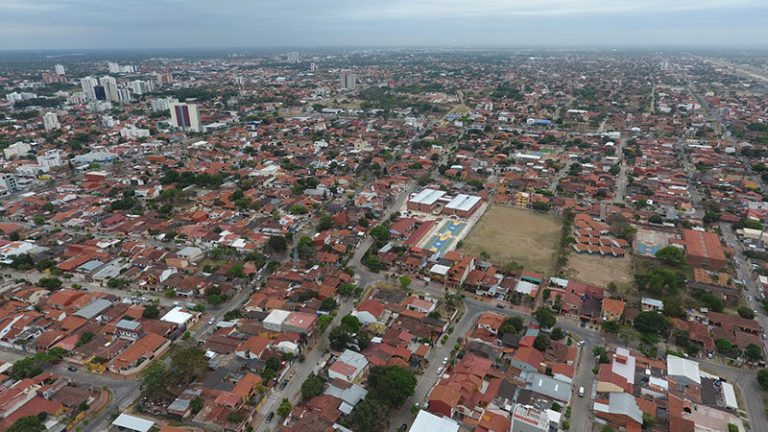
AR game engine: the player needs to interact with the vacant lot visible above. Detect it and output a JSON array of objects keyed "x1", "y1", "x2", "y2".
[
  {"x1": 461, "y1": 206, "x2": 561, "y2": 275},
  {"x1": 565, "y1": 253, "x2": 634, "y2": 291}
]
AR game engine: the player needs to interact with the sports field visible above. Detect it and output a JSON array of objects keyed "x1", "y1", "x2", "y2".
[
  {"x1": 460, "y1": 206, "x2": 561, "y2": 275},
  {"x1": 422, "y1": 220, "x2": 466, "y2": 257}
]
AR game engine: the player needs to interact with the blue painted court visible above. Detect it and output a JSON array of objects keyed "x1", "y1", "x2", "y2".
[
  {"x1": 636, "y1": 242, "x2": 660, "y2": 257},
  {"x1": 423, "y1": 220, "x2": 467, "y2": 256},
  {"x1": 438, "y1": 220, "x2": 466, "y2": 236}
]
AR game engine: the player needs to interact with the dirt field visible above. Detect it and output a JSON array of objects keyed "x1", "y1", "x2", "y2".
[
  {"x1": 460, "y1": 206, "x2": 561, "y2": 275},
  {"x1": 565, "y1": 253, "x2": 634, "y2": 291}
]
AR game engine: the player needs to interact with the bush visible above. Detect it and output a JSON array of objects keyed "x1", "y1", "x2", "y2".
[{"x1": 738, "y1": 306, "x2": 756, "y2": 320}]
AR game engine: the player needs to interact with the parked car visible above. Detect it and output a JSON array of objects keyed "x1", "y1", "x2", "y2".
[
  {"x1": 67, "y1": 365, "x2": 77, "y2": 372},
  {"x1": 578, "y1": 386, "x2": 585, "y2": 397},
  {"x1": 266, "y1": 412, "x2": 274, "y2": 423}
]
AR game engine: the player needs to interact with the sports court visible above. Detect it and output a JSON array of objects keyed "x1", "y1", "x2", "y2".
[
  {"x1": 421, "y1": 219, "x2": 467, "y2": 257},
  {"x1": 634, "y1": 228, "x2": 672, "y2": 257}
]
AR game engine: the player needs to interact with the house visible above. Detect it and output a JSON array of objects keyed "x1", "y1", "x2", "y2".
[
  {"x1": 328, "y1": 349, "x2": 369, "y2": 383},
  {"x1": 409, "y1": 409, "x2": 460, "y2": 432},
  {"x1": 235, "y1": 335, "x2": 270, "y2": 360},
  {"x1": 601, "y1": 298, "x2": 625, "y2": 322},
  {"x1": 353, "y1": 300, "x2": 386, "y2": 325},
  {"x1": 640, "y1": 297, "x2": 664, "y2": 312},
  {"x1": 109, "y1": 333, "x2": 170, "y2": 374}
]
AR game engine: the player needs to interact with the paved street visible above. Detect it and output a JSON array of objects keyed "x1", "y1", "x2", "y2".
[{"x1": 254, "y1": 182, "x2": 416, "y2": 431}]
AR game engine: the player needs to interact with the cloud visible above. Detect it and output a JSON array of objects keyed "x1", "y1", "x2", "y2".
[{"x1": 0, "y1": 0, "x2": 766, "y2": 49}]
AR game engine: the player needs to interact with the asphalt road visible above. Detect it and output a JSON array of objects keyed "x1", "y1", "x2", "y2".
[{"x1": 253, "y1": 182, "x2": 416, "y2": 431}]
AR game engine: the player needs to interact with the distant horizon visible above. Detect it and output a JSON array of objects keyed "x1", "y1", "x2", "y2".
[
  {"x1": 1, "y1": 44, "x2": 768, "y2": 55},
  {"x1": 1, "y1": 0, "x2": 767, "y2": 51}
]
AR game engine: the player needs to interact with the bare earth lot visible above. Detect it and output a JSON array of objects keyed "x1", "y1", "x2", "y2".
[
  {"x1": 566, "y1": 253, "x2": 634, "y2": 290},
  {"x1": 461, "y1": 206, "x2": 561, "y2": 275}
]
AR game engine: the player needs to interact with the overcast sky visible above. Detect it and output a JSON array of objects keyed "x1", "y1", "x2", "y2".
[{"x1": 1, "y1": 0, "x2": 767, "y2": 50}]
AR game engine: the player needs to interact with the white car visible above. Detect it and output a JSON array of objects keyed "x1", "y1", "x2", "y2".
[
  {"x1": 442, "y1": 357, "x2": 449, "y2": 364},
  {"x1": 436, "y1": 366, "x2": 443, "y2": 375},
  {"x1": 208, "y1": 317, "x2": 216, "y2": 325}
]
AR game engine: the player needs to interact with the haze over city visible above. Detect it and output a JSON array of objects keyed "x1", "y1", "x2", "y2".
[
  {"x1": 4, "y1": 2, "x2": 768, "y2": 432},
  {"x1": 1, "y1": 0, "x2": 768, "y2": 49}
]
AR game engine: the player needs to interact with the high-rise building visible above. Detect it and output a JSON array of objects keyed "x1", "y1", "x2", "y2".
[
  {"x1": 99, "y1": 76, "x2": 119, "y2": 102},
  {"x1": 117, "y1": 88, "x2": 132, "y2": 102},
  {"x1": 108, "y1": 62, "x2": 121, "y2": 73},
  {"x1": 169, "y1": 102, "x2": 201, "y2": 132},
  {"x1": 309, "y1": 62, "x2": 318, "y2": 72},
  {"x1": 67, "y1": 92, "x2": 88, "y2": 105},
  {"x1": 287, "y1": 51, "x2": 300, "y2": 63},
  {"x1": 54, "y1": 64, "x2": 66, "y2": 75},
  {"x1": 0, "y1": 174, "x2": 19, "y2": 195},
  {"x1": 93, "y1": 85, "x2": 107, "y2": 101},
  {"x1": 80, "y1": 77, "x2": 99, "y2": 101},
  {"x1": 37, "y1": 150, "x2": 64, "y2": 170},
  {"x1": 150, "y1": 97, "x2": 178, "y2": 112},
  {"x1": 5, "y1": 92, "x2": 23, "y2": 104},
  {"x1": 43, "y1": 112, "x2": 61, "y2": 131},
  {"x1": 130, "y1": 80, "x2": 147, "y2": 95},
  {"x1": 339, "y1": 72, "x2": 357, "y2": 90}
]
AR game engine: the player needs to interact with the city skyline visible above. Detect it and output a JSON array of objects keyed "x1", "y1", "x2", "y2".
[{"x1": 1, "y1": 0, "x2": 767, "y2": 50}]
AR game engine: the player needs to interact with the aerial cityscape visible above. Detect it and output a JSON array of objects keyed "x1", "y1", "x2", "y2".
[{"x1": 2, "y1": 2, "x2": 768, "y2": 432}]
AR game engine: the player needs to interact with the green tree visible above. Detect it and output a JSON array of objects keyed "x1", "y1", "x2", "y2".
[
  {"x1": 38, "y1": 277, "x2": 62, "y2": 290},
  {"x1": 7, "y1": 416, "x2": 45, "y2": 432},
  {"x1": 534, "y1": 334, "x2": 551, "y2": 352},
  {"x1": 277, "y1": 398, "x2": 292, "y2": 417},
  {"x1": 758, "y1": 368, "x2": 768, "y2": 391},
  {"x1": 140, "y1": 362, "x2": 171, "y2": 402},
  {"x1": 142, "y1": 304, "x2": 160, "y2": 319},
  {"x1": 550, "y1": 328, "x2": 566, "y2": 340},
  {"x1": 745, "y1": 344, "x2": 763, "y2": 362},
  {"x1": 317, "y1": 215, "x2": 334, "y2": 231},
  {"x1": 266, "y1": 236, "x2": 288, "y2": 253},
  {"x1": 499, "y1": 316, "x2": 524, "y2": 337},
  {"x1": 338, "y1": 283, "x2": 356, "y2": 296},
  {"x1": 301, "y1": 374, "x2": 325, "y2": 399},
  {"x1": 227, "y1": 410, "x2": 246, "y2": 424},
  {"x1": 348, "y1": 397, "x2": 389, "y2": 432},
  {"x1": 602, "y1": 320, "x2": 620, "y2": 333},
  {"x1": 370, "y1": 225, "x2": 390, "y2": 242},
  {"x1": 738, "y1": 306, "x2": 756, "y2": 320},
  {"x1": 655, "y1": 246, "x2": 686, "y2": 267},
  {"x1": 341, "y1": 315, "x2": 361, "y2": 332},
  {"x1": 716, "y1": 338, "x2": 734, "y2": 355},
  {"x1": 633, "y1": 311, "x2": 669, "y2": 335},
  {"x1": 399, "y1": 275, "x2": 412, "y2": 290},
  {"x1": 227, "y1": 263, "x2": 246, "y2": 279},
  {"x1": 190, "y1": 397, "x2": 204, "y2": 414},
  {"x1": 533, "y1": 306, "x2": 557, "y2": 328},
  {"x1": 170, "y1": 345, "x2": 208, "y2": 384},
  {"x1": 366, "y1": 366, "x2": 416, "y2": 408}
]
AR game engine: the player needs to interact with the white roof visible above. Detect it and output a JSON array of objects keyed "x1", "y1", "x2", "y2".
[
  {"x1": 641, "y1": 297, "x2": 664, "y2": 308},
  {"x1": 722, "y1": 382, "x2": 738, "y2": 410},
  {"x1": 112, "y1": 413, "x2": 155, "y2": 432},
  {"x1": 549, "y1": 277, "x2": 568, "y2": 288},
  {"x1": 611, "y1": 347, "x2": 636, "y2": 385},
  {"x1": 445, "y1": 194, "x2": 481, "y2": 212},
  {"x1": 409, "y1": 410, "x2": 460, "y2": 432},
  {"x1": 161, "y1": 306, "x2": 194, "y2": 325},
  {"x1": 264, "y1": 309, "x2": 291, "y2": 325},
  {"x1": 430, "y1": 264, "x2": 451, "y2": 275},
  {"x1": 410, "y1": 188, "x2": 446, "y2": 205},
  {"x1": 515, "y1": 280, "x2": 538, "y2": 295},
  {"x1": 667, "y1": 355, "x2": 701, "y2": 385}
]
